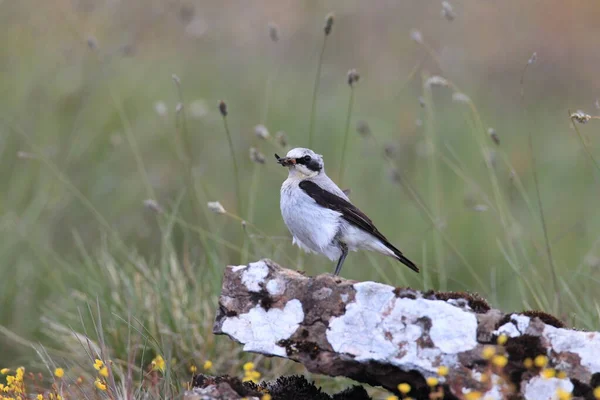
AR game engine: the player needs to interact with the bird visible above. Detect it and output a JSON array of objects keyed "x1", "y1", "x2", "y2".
[{"x1": 275, "y1": 147, "x2": 419, "y2": 276}]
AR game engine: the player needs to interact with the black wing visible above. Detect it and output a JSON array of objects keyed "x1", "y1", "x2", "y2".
[{"x1": 299, "y1": 180, "x2": 419, "y2": 272}]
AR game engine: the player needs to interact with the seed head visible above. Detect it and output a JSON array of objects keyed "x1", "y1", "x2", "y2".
[
  {"x1": 172, "y1": 74, "x2": 181, "y2": 86},
  {"x1": 356, "y1": 120, "x2": 371, "y2": 137},
  {"x1": 425, "y1": 75, "x2": 449, "y2": 88},
  {"x1": 154, "y1": 101, "x2": 168, "y2": 117},
  {"x1": 418, "y1": 96, "x2": 426, "y2": 108},
  {"x1": 218, "y1": 100, "x2": 228, "y2": 117},
  {"x1": 275, "y1": 131, "x2": 288, "y2": 147},
  {"x1": 249, "y1": 147, "x2": 266, "y2": 164},
  {"x1": 87, "y1": 36, "x2": 98, "y2": 50},
  {"x1": 441, "y1": 1, "x2": 456, "y2": 21},
  {"x1": 452, "y1": 92, "x2": 470, "y2": 104},
  {"x1": 17, "y1": 151, "x2": 36, "y2": 159},
  {"x1": 528, "y1": 52, "x2": 538, "y2": 65},
  {"x1": 324, "y1": 13, "x2": 334, "y2": 36},
  {"x1": 254, "y1": 124, "x2": 270, "y2": 140},
  {"x1": 488, "y1": 127, "x2": 500, "y2": 145},
  {"x1": 410, "y1": 29, "x2": 423, "y2": 44},
  {"x1": 175, "y1": 102, "x2": 184, "y2": 114},
  {"x1": 268, "y1": 22, "x2": 279, "y2": 42},
  {"x1": 347, "y1": 69, "x2": 360, "y2": 87},
  {"x1": 570, "y1": 110, "x2": 591, "y2": 124},
  {"x1": 189, "y1": 100, "x2": 208, "y2": 119},
  {"x1": 207, "y1": 201, "x2": 226, "y2": 214},
  {"x1": 143, "y1": 199, "x2": 163, "y2": 213}
]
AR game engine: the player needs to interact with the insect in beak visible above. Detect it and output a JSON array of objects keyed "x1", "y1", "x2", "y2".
[{"x1": 275, "y1": 154, "x2": 296, "y2": 166}]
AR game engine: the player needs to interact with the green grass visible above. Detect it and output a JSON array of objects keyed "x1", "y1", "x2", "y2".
[{"x1": 1, "y1": 1, "x2": 600, "y2": 398}]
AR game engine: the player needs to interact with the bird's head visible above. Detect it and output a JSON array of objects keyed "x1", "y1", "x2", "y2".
[{"x1": 275, "y1": 148, "x2": 324, "y2": 178}]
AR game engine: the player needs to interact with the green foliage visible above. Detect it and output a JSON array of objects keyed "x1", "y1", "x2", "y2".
[{"x1": 1, "y1": 1, "x2": 600, "y2": 395}]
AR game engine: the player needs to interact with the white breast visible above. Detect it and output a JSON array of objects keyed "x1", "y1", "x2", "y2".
[{"x1": 280, "y1": 179, "x2": 342, "y2": 260}]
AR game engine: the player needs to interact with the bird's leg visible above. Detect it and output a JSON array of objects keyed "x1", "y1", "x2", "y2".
[{"x1": 334, "y1": 243, "x2": 348, "y2": 276}]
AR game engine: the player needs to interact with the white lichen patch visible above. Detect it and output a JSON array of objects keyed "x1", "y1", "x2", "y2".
[
  {"x1": 221, "y1": 299, "x2": 304, "y2": 357},
  {"x1": 266, "y1": 278, "x2": 285, "y2": 296},
  {"x1": 544, "y1": 325, "x2": 600, "y2": 373},
  {"x1": 232, "y1": 265, "x2": 247, "y2": 273},
  {"x1": 326, "y1": 281, "x2": 478, "y2": 374},
  {"x1": 240, "y1": 261, "x2": 269, "y2": 292},
  {"x1": 494, "y1": 314, "x2": 531, "y2": 338},
  {"x1": 523, "y1": 376, "x2": 573, "y2": 400}
]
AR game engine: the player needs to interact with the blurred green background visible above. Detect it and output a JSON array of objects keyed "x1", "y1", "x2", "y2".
[{"x1": 1, "y1": 0, "x2": 600, "y2": 387}]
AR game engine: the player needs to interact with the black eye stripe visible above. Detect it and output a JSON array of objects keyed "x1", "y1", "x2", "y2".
[{"x1": 295, "y1": 155, "x2": 321, "y2": 171}]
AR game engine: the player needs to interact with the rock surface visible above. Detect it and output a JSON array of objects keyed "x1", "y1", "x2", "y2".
[{"x1": 213, "y1": 259, "x2": 600, "y2": 399}]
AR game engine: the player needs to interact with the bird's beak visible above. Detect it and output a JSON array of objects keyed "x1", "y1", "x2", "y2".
[{"x1": 274, "y1": 154, "x2": 296, "y2": 167}]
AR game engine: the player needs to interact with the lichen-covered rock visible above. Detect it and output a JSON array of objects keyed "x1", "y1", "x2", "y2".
[
  {"x1": 213, "y1": 259, "x2": 600, "y2": 399},
  {"x1": 185, "y1": 374, "x2": 372, "y2": 400}
]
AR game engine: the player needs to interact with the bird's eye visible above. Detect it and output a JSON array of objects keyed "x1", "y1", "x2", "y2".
[{"x1": 303, "y1": 155, "x2": 311, "y2": 162}]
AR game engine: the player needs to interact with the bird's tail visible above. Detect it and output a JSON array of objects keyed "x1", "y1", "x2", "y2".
[{"x1": 384, "y1": 241, "x2": 419, "y2": 273}]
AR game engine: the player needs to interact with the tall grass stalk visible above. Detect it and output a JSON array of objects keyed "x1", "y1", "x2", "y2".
[
  {"x1": 521, "y1": 60, "x2": 561, "y2": 315},
  {"x1": 308, "y1": 13, "x2": 334, "y2": 148},
  {"x1": 422, "y1": 79, "x2": 447, "y2": 291},
  {"x1": 338, "y1": 77, "x2": 356, "y2": 185}
]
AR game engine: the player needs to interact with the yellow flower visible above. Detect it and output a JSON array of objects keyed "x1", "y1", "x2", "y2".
[
  {"x1": 93, "y1": 359, "x2": 104, "y2": 371},
  {"x1": 557, "y1": 371, "x2": 567, "y2": 379},
  {"x1": 534, "y1": 355, "x2": 548, "y2": 368},
  {"x1": 0, "y1": 369, "x2": 9, "y2": 375},
  {"x1": 482, "y1": 346, "x2": 496, "y2": 360},
  {"x1": 261, "y1": 395, "x2": 272, "y2": 400},
  {"x1": 541, "y1": 369, "x2": 556, "y2": 379},
  {"x1": 497, "y1": 334, "x2": 508, "y2": 345},
  {"x1": 243, "y1": 362, "x2": 255, "y2": 372},
  {"x1": 523, "y1": 358, "x2": 533, "y2": 368},
  {"x1": 386, "y1": 397, "x2": 399, "y2": 400},
  {"x1": 37, "y1": 395, "x2": 43, "y2": 400},
  {"x1": 492, "y1": 355, "x2": 508, "y2": 368},
  {"x1": 593, "y1": 386, "x2": 600, "y2": 399},
  {"x1": 94, "y1": 378, "x2": 107, "y2": 391},
  {"x1": 203, "y1": 360, "x2": 213, "y2": 371},
  {"x1": 397, "y1": 383, "x2": 411, "y2": 394},
  {"x1": 426, "y1": 377, "x2": 439, "y2": 386},
  {"x1": 99, "y1": 366, "x2": 109, "y2": 378},
  {"x1": 556, "y1": 388, "x2": 572, "y2": 400},
  {"x1": 54, "y1": 368, "x2": 64, "y2": 378},
  {"x1": 190, "y1": 364, "x2": 198, "y2": 374},
  {"x1": 6, "y1": 376, "x2": 15, "y2": 385},
  {"x1": 464, "y1": 391, "x2": 482, "y2": 400},
  {"x1": 437, "y1": 366, "x2": 449, "y2": 376},
  {"x1": 151, "y1": 355, "x2": 165, "y2": 372}
]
